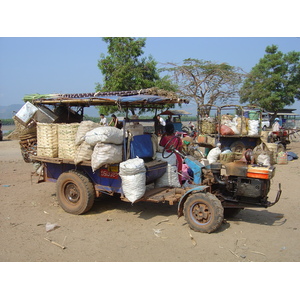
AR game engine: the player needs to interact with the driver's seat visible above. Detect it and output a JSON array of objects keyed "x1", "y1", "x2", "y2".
[{"x1": 128, "y1": 134, "x2": 154, "y2": 161}]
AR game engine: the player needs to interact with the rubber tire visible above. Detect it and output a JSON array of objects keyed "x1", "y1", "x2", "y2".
[
  {"x1": 184, "y1": 193, "x2": 224, "y2": 233},
  {"x1": 56, "y1": 170, "x2": 95, "y2": 215},
  {"x1": 230, "y1": 141, "x2": 246, "y2": 154},
  {"x1": 224, "y1": 208, "x2": 242, "y2": 218}
]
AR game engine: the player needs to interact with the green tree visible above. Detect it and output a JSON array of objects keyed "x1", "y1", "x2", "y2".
[
  {"x1": 96, "y1": 37, "x2": 176, "y2": 116},
  {"x1": 165, "y1": 58, "x2": 244, "y2": 130},
  {"x1": 240, "y1": 45, "x2": 300, "y2": 121}
]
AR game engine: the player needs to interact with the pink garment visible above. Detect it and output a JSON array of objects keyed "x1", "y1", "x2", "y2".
[{"x1": 181, "y1": 164, "x2": 190, "y2": 181}]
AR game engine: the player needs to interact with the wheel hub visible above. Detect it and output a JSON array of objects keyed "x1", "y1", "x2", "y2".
[
  {"x1": 65, "y1": 183, "x2": 80, "y2": 203},
  {"x1": 191, "y1": 203, "x2": 211, "y2": 224}
]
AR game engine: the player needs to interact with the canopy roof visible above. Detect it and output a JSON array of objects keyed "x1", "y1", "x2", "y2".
[
  {"x1": 28, "y1": 88, "x2": 188, "y2": 108},
  {"x1": 160, "y1": 109, "x2": 191, "y2": 116}
]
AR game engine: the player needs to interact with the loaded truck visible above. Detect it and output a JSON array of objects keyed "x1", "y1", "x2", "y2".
[
  {"x1": 197, "y1": 105, "x2": 270, "y2": 154},
  {"x1": 15, "y1": 89, "x2": 282, "y2": 233}
]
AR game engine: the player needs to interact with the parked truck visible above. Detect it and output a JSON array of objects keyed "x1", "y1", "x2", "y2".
[
  {"x1": 16, "y1": 89, "x2": 282, "y2": 233},
  {"x1": 196, "y1": 105, "x2": 271, "y2": 154}
]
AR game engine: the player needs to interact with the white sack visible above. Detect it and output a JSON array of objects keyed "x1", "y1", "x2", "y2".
[
  {"x1": 85, "y1": 126, "x2": 124, "y2": 146},
  {"x1": 248, "y1": 120, "x2": 259, "y2": 136},
  {"x1": 75, "y1": 121, "x2": 99, "y2": 146},
  {"x1": 155, "y1": 151, "x2": 177, "y2": 166},
  {"x1": 207, "y1": 146, "x2": 221, "y2": 164},
  {"x1": 120, "y1": 173, "x2": 146, "y2": 203},
  {"x1": 154, "y1": 165, "x2": 181, "y2": 188},
  {"x1": 119, "y1": 157, "x2": 146, "y2": 176},
  {"x1": 74, "y1": 141, "x2": 93, "y2": 165},
  {"x1": 221, "y1": 119, "x2": 240, "y2": 134},
  {"x1": 257, "y1": 153, "x2": 271, "y2": 166},
  {"x1": 91, "y1": 143, "x2": 123, "y2": 172}
]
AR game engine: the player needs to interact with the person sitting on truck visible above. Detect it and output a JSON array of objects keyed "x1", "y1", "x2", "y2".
[
  {"x1": 99, "y1": 114, "x2": 108, "y2": 126},
  {"x1": 159, "y1": 123, "x2": 183, "y2": 184},
  {"x1": 109, "y1": 114, "x2": 123, "y2": 129}
]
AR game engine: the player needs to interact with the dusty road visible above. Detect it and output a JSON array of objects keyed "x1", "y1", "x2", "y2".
[{"x1": 0, "y1": 135, "x2": 300, "y2": 263}]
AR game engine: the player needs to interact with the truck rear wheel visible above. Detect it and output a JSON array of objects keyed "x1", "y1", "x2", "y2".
[
  {"x1": 56, "y1": 170, "x2": 95, "y2": 215},
  {"x1": 184, "y1": 193, "x2": 224, "y2": 233},
  {"x1": 230, "y1": 141, "x2": 246, "y2": 154}
]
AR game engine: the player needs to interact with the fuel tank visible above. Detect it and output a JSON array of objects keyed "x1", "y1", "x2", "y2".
[
  {"x1": 224, "y1": 161, "x2": 248, "y2": 177},
  {"x1": 224, "y1": 161, "x2": 275, "y2": 179}
]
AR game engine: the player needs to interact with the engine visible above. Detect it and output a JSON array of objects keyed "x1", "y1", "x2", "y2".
[{"x1": 209, "y1": 162, "x2": 275, "y2": 206}]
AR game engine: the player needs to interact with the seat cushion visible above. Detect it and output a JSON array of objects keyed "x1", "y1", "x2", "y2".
[{"x1": 129, "y1": 134, "x2": 154, "y2": 159}]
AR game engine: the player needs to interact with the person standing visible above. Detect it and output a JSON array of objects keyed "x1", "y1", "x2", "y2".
[
  {"x1": 159, "y1": 123, "x2": 183, "y2": 184},
  {"x1": 99, "y1": 114, "x2": 107, "y2": 126},
  {"x1": 157, "y1": 114, "x2": 166, "y2": 136},
  {"x1": 272, "y1": 118, "x2": 280, "y2": 132},
  {"x1": 166, "y1": 115, "x2": 172, "y2": 125}
]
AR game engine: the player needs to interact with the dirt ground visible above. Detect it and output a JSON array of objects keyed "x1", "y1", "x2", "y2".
[{"x1": 1, "y1": 131, "x2": 300, "y2": 263}]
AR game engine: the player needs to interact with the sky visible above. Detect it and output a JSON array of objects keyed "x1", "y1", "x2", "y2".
[
  {"x1": 1, "y1": 2, "x2": 300, "y2": 117},
  {"x1": 1, "y1": 37, "x2": 300, "y2": 115}
]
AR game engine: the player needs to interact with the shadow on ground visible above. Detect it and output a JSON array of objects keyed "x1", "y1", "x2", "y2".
[
  {"x1": 226, "y1": 208, "x2": 287, "y2": 227},
  {"x1": 88, "y1": 193, "x2": 178, "y2": 221}
]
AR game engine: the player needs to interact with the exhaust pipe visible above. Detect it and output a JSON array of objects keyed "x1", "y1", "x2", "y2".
[{"x1": 210, "y1": 163, "x2": 226, "y2": 185}]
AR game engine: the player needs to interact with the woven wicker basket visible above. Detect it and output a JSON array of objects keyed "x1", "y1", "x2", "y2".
[
  {"x1": 37, "y1": 123, "x2": 58, "y2": 157},
  {"x1": 220, "y1": 152, "x2": 235, "y2": 164},
  {"x1": 58, "y1": 123, "x2": 80, "y2": 159},
  {"x1": 201, "y1": 120, "x2": 216, "y2": 134},
  {"x1": 13, "y1": 116, "x2": 36, "y2": 136}
]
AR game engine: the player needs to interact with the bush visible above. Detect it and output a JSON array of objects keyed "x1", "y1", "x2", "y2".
[{"x1": 0, "y1": 119, "x2": 14, "y2": 125}]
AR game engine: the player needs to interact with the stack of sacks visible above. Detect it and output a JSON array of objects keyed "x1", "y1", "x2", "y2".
[
  {"x1": 221, "y1": 115, "x2": 240, "y2": 134},
  {"x1": 119, "y1": 157, "x2": 146, "y2": 203},
  {"x1": 74, "y1": 121, "x2": 100, "y2": 165},
  {"x1": 84, "y1": 126, "x2": 124, "y2": 172}
]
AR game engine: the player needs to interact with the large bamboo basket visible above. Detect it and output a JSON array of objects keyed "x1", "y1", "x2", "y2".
[
  {"x1": 219, "y1": 152, "x2": 235, "y2": 164},
  {"x1": 37, "y1": 123, "x2": 58, "y2": 157},
  {"x1": 201, "y1": 120, "x2": 217, "y2": 134},
  {"x1": 13, "y1": 116, "x2": 36, "y2": 136},
  {"x1": 58, "y1": 123, "x2": 80, "y2": 159}
]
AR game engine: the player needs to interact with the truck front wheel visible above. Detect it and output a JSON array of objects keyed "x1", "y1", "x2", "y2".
[
  {"x1": 56, "y1": 170, "x2": 95, "y2": 215},
  {"x1": 184, "y1": 193, "x2": 224, "y2": 233}
]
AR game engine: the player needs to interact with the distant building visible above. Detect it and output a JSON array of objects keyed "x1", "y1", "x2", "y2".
[{"x1": 265, "y1": 108, "x2": 299, "y2": 129}]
